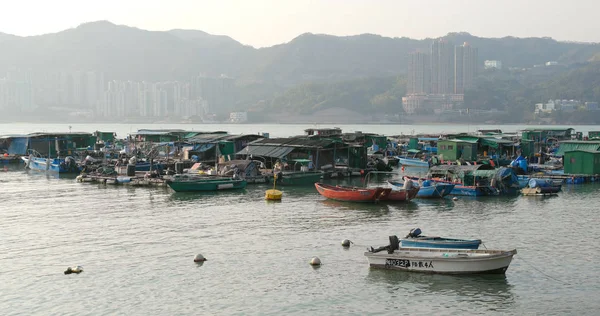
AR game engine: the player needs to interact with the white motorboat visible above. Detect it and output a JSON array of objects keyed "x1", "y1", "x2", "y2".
[{"x1": 365, "y1": 236, "x2": 516, "y2": 274}]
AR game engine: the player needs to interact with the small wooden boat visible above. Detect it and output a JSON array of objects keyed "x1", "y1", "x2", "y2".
[
  {"x1": 389, "y1": 180, "x2": 454, "y2": 199},
  {"x1": 397, "y1": 149, "x2": 430, "y2": 168},
  {"x1": 314, "y1": 183, "x2": 391, "y2": 203},
  {"x1": 271, "y1": 171, "x2": 322, "y2": 186},
  {"x1": 167, "y1": 175, "x2": 247, "y2": 192},
  {"x1": 385, "y1": 186, "x2": 420, "y2": 202},
  {"x1": 409, "y1": 177, "x2": 497, "y2": 196},
  {"x1": 398, "y1": 157, "x2": 430, "y2": 168},
  {"x1": 22, "y1": 155, "x2": 81, "y2": 173},
  {"x1": 365, "y1": 236, "x2": 516, "y2": 274},
  {"x1": 400, "y1": 228, "x2": 481, "y2": 249}
]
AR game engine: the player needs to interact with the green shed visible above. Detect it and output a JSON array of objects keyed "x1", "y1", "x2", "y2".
[
  {"x1": 520, "y1": 139, "x2": 535, "y2": 158},
  {"x1": 588, "y1": 131, "x2": 600, "y2": 139},
  {"x1": 521, "y1": 128, "x2": 574, "y2": 142},
  {"x1": 564, "y1": 150, "x2": 600, "y2": 175},
  {"x1": 556, "y1": 141, "x2": 600, "y2": 156},
  {"x1": 408, "y1": 137, "x2": 419, "y2": 150},
  {"x1": 438, "y1": 139, "x2": 478, "y2": 161}
]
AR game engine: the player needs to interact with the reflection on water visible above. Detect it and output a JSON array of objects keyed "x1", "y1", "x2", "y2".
[
  {"x1": 319, "y1": 198, "x2": 391, "y2": 213},
  {"x1": 366, "y1": 269, "x2": 515, "y2": 311},
  {"x1": 168, "y1": 189, "x2": 249, "y2": 203},
  {"x1": 413, "y1": 198, "x2": 455, "y2": 209}
]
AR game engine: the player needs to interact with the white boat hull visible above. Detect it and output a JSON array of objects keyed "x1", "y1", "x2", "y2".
[{"x1": 364, "y1": 248, "x2": 516, "y2": 274}]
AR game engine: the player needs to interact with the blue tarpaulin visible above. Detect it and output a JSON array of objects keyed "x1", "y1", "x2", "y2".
[{"x1": 8, "y1": 137, "x2": 28, "y2": 155}]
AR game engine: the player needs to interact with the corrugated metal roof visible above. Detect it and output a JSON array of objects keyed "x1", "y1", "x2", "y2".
[
  {"x1": 440, "y1": 139, "x2": 478, "y2": 144},
  {"x1": 237, "y1": 145, "x2": 294, "y2": 159},
  {"x1": 27, "y1": 132, "x2": 92, "y2": 138},
  {"x1": 556, "y1": 141, "x2": 600, "y2": 156},
  {"x1": 455, "y1": 136, "x2": 481, "y2": 142},
  {"x1": 0, "y1": 134, "x2": 29, "y2": 139},
  {"x1": 248, "y1": 137, "x2": 338, "y2": 148},
  {"x1": 523, "y1": 128, "x2": 574, "y2": 131},
  {"x1": 565, "y1": 150, "x2": 600, "y2": 154},
  {"x1": 481, "y1": 138, "x2": 516, "y2": 148},
  {"x1": 133, "y1": 129, "x2": 188, "y2": 135},
  {"x1": 187, "y1": 134, "x2": 263, "y2": 143}
]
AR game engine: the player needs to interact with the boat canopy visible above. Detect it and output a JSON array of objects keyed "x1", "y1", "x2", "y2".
[
  {"x1": 289, "y1": 158, "x2": 312, "y2": 164},
  {"x1": 407, "y1": 149, "x2": 421, "y2": 154}
]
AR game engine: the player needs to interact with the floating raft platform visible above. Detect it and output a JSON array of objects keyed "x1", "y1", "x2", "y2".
[
  {"x1": 77, "y1": 172, "x2": 168, "y2": 187},
  {"x1": 533, "y1": 173, "x2": 600, "y2": 184},
  {"x1": 521, "y1": 187, "x2": 559, "y2": 196}
]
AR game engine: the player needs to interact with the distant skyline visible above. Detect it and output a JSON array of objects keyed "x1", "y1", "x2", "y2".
[{"x1": 1, "y1": 0, "x2": 598, "y2": 47}]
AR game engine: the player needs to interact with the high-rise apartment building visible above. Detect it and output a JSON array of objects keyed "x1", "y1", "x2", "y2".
[
  {"x1": 431, "y1": 39, "x2": 454, "y2": 94},
  {"x1": 407, "y1": 52, "x2": 431, "y2": 94},
  {"x1": 404, "y1": 40, "x2": 478, "y2": 114},
  {"x1": 454, "y1": 42, "x2": 478, "y2": 94}
]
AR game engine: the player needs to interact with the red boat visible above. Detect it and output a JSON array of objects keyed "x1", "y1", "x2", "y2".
[
  {"x1": 384, "y1": 186, "x2": 420, "y2": 202},
  {"x1": 315, "y1": 183, "x2": 392, "y2": 203}
]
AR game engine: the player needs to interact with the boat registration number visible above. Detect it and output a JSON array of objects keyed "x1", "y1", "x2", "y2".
[{"x1": 385, "y1": 259, "x2": 410, "y2": 268}]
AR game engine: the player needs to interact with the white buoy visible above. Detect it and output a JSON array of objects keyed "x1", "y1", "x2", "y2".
[
  {"x1": 64, "y1": 266, "x2": 83, "y2": 275},
  {"x1": 309, "y1": 257, "x2": 321, "y2": 266},
  {"x1": 452, "y1": 197, "x2": 459, "y2": 201},
  {"x1": 341, "y1": 239, "x2": 352, "y2": 247},
  {"x1": 194, "y1": 254, "x2": 207, "y2": 263}
]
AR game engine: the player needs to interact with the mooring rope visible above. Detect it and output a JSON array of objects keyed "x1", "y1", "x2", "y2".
[{"x1": 517, "y1": 255, "x2": 571, "y2": 285}]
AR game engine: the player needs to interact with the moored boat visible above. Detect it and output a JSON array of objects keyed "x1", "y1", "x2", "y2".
[
  {"x1": 398, "y1": 157, "x2": 430, "y2": 168},
  {"x1": 271, "y1": 170, "x2": 322, "y2": 186},
  {"x1": 314, "y1": 183, "x2": 391, "y2": 203},
  {"x1": 386, "y1": 185, "x2": 420, "y2": 202},
  {"x1": 21, "y1": 155, "x2": 80, "y2": 173},
  {"x1": 166, "y1": 175, "x2": 247, "y2": 192},
  {"x1": 400, "y1": 228, "x2": 482, "y2": 249},
  {"x1": 365, "y1": 236, "x2": 516, "y2": 274},
  {"x1": 389, "y1": 179, "x2": 454, "y2": 199}
]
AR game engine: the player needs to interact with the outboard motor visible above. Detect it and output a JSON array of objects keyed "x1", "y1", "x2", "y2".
[
  {"x1": 407, "y1": 228, "x2": 422, "y2": 238},
  {"x1": 389, "y1": 235, "x2": 400, "y2": 251},
  {"x1": 402, "y1": 177, "x2": 413, "y2": 190}
]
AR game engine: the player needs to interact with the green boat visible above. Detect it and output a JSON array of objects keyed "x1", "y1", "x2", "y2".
[{"x1": 167, "y1": 175, "x2": 247, "y2": 192}]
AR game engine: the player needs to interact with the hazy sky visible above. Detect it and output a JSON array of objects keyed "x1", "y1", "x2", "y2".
[{"x1": 0, "y1": 0, "x2": 597, "y2": 47}]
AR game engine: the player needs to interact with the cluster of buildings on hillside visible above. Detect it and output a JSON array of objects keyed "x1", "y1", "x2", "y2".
[
  {"x1": 0, "y1": 70, "x2": 235, "y2": 121},
  {"x1": 0, "y1": 70, "x2": 35, "y2": 112},
  {"x1": 403, "y1": 40, "x2": 478, "y2": 114},
  {"x1": 535, "y1": 99, "x2": 599, "y2": 114}
]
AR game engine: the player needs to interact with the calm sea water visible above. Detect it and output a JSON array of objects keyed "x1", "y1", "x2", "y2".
[{"x1": 1, "y1": 124, "x2": 600, "y2": 315}]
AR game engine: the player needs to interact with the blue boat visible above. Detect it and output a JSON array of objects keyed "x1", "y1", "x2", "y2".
[
  {"x1": 400, "y1": 228, "x2": 482, "y2": 249},
  {"x1": 396, "y1": 149, "x2": 430, "y2": 167},
  {"x1": 397, "y1": 157, "x2": 430, "y2": 168},
  {"x1": 132, "y1": 161, "x2": 165, "y2": 172},
  {"x1": 21, "y1": 155, "x2": 80, "y2": 173},
  {"x1": 404, "y1": 176, "x2": 497, "y2": 197},
  {"x1": 388, "y1": 180, "x2": 454, "y2": 198}
]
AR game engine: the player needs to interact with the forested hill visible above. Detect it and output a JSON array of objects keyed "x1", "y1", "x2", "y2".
[
  {"x1": 2, "y1": 22, "x2": 600, "y2": 122},
  {"x1": 1, "y1": 21, "x2": 599, "y2": 84}
]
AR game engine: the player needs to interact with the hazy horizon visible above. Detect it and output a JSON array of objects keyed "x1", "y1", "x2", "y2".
[{"x1": 1, "y1": 0, "x2": 598, "y2": 48}]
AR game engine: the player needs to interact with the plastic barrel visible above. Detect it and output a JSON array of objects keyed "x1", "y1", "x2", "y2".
[
  {"x1": 126, "y1": 164, "x2": 136, "y2": 176},
  {"x1": 519, "y1": 160, "x2": 528, "y2": 172},
  {"x1": 175, "y1": 162, "x2": 184, "y2": 174},
  {"x1": 529, "y1": 178, "x2": 550, "y2": 188}
]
